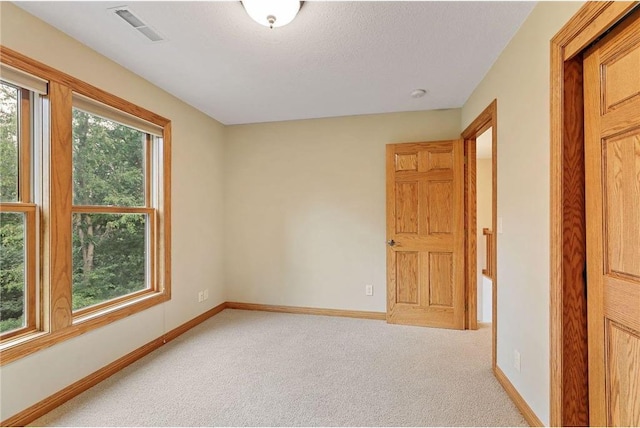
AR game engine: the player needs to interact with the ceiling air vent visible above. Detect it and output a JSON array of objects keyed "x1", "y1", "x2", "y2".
[{"x1": 109, "y1": 6, "x2": 166, "y2": 43}]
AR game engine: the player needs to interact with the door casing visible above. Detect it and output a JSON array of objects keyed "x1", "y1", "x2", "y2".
[
  {"x1": 549, "y1": 2, "x2": 639, "y2": 426},
  {"x1": 462, "y1": 101, "x2": 498, "y2": 374}
]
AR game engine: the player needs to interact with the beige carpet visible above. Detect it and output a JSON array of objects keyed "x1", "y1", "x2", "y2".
[{"x1": 31, "y1": 309, "x2": 527, "y2": 427}]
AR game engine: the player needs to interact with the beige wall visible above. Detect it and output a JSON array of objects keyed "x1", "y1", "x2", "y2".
[
  {"x1": 476, "y1": 157, "x2": 492, "y2": 321},
  {"x1": 0, "y1": 3, "x2": 227, "y2": 420},
  {"x1": 224, "y1": 111, "x2": 461, "y2": 311},
  {"x1": 461, "y1": 2, "x2": 584, "y2": 425}
]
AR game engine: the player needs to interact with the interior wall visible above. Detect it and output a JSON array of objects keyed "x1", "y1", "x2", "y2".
[
  {"x1": 476, "y1": 157, "x2": 492, "y2": 322},
  {"x1": 0, "y1": 3, "x2": 227, "y2": 421},
  {"x1": 460, "y1": 1, "x2": 584, "y2": 425},
  {"x1": 224, "y1": 110, "x2": 461, "y2": 311}
]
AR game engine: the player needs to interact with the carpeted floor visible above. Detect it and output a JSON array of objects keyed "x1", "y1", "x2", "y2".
[{"x1": 31, "y1": 309, "x2": 527, "y2": 427}]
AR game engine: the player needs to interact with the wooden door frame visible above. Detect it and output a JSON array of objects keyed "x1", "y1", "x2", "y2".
[
  {"x1": 549, "y1": 2, "x2": 638, "y2": 426},
  {"x1": 462, "y1": 100, "x2": 497, "y2": 368}
]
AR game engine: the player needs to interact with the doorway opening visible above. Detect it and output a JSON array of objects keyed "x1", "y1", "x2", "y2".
[
  {"x1": 476, "y1": 127, "x2": 493, "y2": 326},
  {"x1": 462, "y1": 100, "x2": 497, "y2": 368}
]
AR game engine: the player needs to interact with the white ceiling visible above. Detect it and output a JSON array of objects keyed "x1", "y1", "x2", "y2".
[{"x1": 15, "y1": 1, "x2": 536, "y2": 125}]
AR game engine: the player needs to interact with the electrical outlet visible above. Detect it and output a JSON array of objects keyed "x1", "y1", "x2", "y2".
[
  {"x1": 198, "y1": 291, "x2": 204, "y2": 303},
  {"x1": 514, "y1": 349, "x2": 521, "y2": 372},
  {"x1": 365, "y1": 284, "x2": 373, "y2": 296},
  {"x1": 203, "y1": 289, "x2": 209, "y2": 300}
]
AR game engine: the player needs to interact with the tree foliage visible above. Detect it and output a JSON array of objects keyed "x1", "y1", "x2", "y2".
[
  {"x1": 0, "y1": 84, "x2": 18, "y2": 203},
  {"x1": 0, "y1": 84, "x2": 23, "y2": 332},
  {"x1": 0, "y1": 83, "x2": 148, "y2": 332},
  {"x1": 71, "y1": 110, "x2": 147, "y2": 311}
]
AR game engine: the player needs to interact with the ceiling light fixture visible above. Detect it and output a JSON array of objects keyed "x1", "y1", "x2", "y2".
[{"x1": 242, "y1": 0, "x2": 301, "y2": 29}]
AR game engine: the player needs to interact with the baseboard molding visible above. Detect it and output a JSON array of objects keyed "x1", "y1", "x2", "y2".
[
  {"x1": 494, "y1": 366, "x2": 543, "y2": 427},
  {"x1": 163, "y1": 301, "x2": 227, "y2": 342},
  {"x1": 1, "y1": 302, "x2": 227, "y2": 427},
  {"x1": 226, "y1": 301, "x2": 386, "y2": 320}
]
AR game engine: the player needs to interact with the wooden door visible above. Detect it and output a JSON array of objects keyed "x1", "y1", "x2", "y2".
[
  {"x1": 584, "y1": 10, "x2": 640, "y2": 427},
  {"x1": 386, "y1": 140, "x2": 465, "y2": 329}
]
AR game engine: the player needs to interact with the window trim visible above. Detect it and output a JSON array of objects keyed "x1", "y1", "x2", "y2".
[{"x1": 0, "y1": 45, "x2": 172, "y2": 365}]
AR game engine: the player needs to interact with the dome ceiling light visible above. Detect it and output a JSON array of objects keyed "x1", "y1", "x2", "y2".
[{"x1": 242, "y1": 0, "x2": 302, "y2": 29}]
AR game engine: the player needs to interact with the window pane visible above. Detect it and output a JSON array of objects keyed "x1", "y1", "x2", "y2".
[
  {"x1": 0, "y1": 212, "x2": 26, "y2": 333},
  {"x1": 0, "y1": 83, "x2": 19, "y2": 202},
  {"x1": 72, "y1": 109, "x2": 145, "y2": 207},
  {"x1": 72, "y1": 212, "x2": 148, "y2": 311}
]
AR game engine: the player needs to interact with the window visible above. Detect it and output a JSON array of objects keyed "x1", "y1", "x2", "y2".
[
  {"x1": 70, "y1": 104, "x2": 158, "y2": 316},
  {"x1": 0, "y1": 48, "x2": 171, "y2": 364},
  {"x1": 0, "y1": 81, "x2": 36, "y2": 340}
]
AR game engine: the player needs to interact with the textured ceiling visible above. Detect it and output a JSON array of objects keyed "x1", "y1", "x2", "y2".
[{"x1": 15, "y1": 1, "x2": 535, "y2": 125}]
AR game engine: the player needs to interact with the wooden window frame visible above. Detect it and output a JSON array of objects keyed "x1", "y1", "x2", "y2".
[
  {"x1": 0, "y1": 46, "x2": 172, "y2": 366},
  {"x1": 0, "y1": 83, "x2": 37, "y2": 341}
]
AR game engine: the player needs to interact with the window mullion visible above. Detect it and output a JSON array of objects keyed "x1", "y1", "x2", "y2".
[{"x1": 47, "y1": 81, "x2": 73, "y2": 332}]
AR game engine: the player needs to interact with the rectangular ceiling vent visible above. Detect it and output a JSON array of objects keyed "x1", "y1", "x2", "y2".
[{"x1": 109, "y1": 6, "x2": 166, "y2": 43}]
